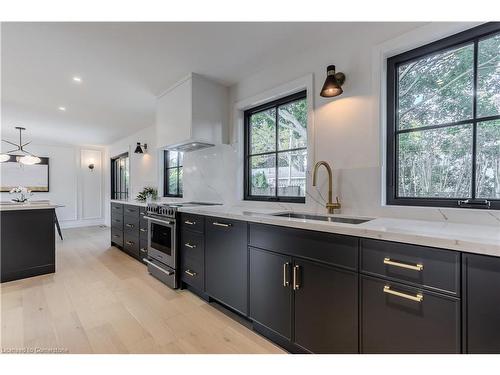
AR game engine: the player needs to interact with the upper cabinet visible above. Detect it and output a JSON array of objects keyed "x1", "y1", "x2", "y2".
[{"x1": 155, "y1": 73, "x2": 229, "y2": 151}]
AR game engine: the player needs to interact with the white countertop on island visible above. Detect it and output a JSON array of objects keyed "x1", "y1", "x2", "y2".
[
  {"x1": 177, "y1": 205, "x2": 500, "y2": 257},
  {"x1": 0, "y1": 201, "x2": 62, "y2": 211}
]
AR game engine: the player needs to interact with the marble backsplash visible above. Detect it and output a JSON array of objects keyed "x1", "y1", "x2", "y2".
[{"x1": 177, "y1": 144, "x2": 500, "y2": 227}]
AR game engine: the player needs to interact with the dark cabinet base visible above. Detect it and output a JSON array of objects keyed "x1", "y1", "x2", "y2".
[{"x1": 1, "y1": 209, "x2": 56, "y2": 283}]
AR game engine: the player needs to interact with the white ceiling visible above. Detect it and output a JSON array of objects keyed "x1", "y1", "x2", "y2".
[{"x1": 1, "y1": 22, "x2": 422, "y2": 146}]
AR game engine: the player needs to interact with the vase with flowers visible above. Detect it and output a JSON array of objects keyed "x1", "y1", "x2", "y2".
[{"x1": 9, "y1": 186, "x2": 33, "y2": 203}]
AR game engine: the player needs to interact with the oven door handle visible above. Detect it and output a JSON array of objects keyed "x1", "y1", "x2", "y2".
[
  {"x1": 144, "y1": 216, "x2": 174, "y2": 226},
  {"x1": 143, "y1": 258, "x2": 174, "y2": 276}
]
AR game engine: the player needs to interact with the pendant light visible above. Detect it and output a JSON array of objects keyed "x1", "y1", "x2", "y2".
[
  {"x1": 320, "y1": 65, "x2": 346, "y2": 98},
  {"x1": 0, "y1": 127, "x2": 41, "y2": 165}
]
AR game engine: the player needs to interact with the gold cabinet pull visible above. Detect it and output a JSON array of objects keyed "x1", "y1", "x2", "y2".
[
  {"x1": 140, "y1": 247, "x2": 147, "y2": 253},
  {"x1": 125, "y1": 240, "x2": 135, "y2": 246},
  {"x1": 283, "y1": 262, "x2": 290, "y2": 287},
  {"x1": 185, "y1": 243, "x2": 196, "y2": 249},
  {"x1": 140, "y1": 228, "x2": 147, "y2": 232},
  {"x1": 213, "y1": 222, "x2": 232, "y2": 228},
  {"x1": 184, "y1": 220, "x2": 196, "y2": 225},
  {"x1": 383, "y1": 285, "x2": 423, "y2": 302},
  {"x1": 293, "y1": 265, "x2": 300, "y2": 290},
  {"x1": 185, "y1": 270, "x2": 197, "y2": 277},
  {"x1": 383, "y1": 257, "x2": 423, "y2": 271},
  {"x1": 113, "y1": 234, "x2": 120, "y2": 238},
  {"x1": 126, "y1": 223, "x2": 135, "y2": 228}
]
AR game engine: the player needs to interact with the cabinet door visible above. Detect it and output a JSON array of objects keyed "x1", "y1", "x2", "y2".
[
  {"x1": 205, "y1": 217, "x2": 248, "y2": 314},
  {"x1": 249, "y1": 247, "x2": 292, "y2": 340},
  {"x1": 293, "y1": 259, "x2": 358, "y2": 353},
  {"x1": 465, "y1": 254, "x2": 500, "y2": 353},
  {"x1": 361, "y1": 275, "x2": 460, "y2": 353}
]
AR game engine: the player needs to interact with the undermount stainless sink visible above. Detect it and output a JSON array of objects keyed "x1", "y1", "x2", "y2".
[{"x1": 272, "y1": 212, "x2": 371, "y2": 224}]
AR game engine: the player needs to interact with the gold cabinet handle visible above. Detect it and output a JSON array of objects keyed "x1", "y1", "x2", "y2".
[
  {"x1": 140, "y1": 247, "x2": 147, "y2": 253},
  {"x1": 293, "y1": 265, "x2": 300, "y2": 290},
  {"x1": 184, "y1": 220, "x2": 196, "y2": 225},
  {"x1": 213, "y1": 222, "x2": 232, "y2": 227},
  {"x1": 113, "y1": 219, "x2": 121, "y2": 222},
  {"x1": 383, "y1": 257, "x2": 423, "y2": 271},
  {"x1": 283, "y1": 262, "x2": 290, "y2": 287},
  {"x1": 383, "y1": 285, "x2": 423, "y2": 302},
  {"x1": 126, "y1": 223, "x2": 135, "y2": 228},
  {"x1": 113, "y1": 234, "x2": 120, "y2": 238},
  {"x1": 125, "y1": 240, "x2": 135, "y2": 246},
  {"x1": 185, "y1": 270, "x2": 197, "y2": 277},
  {"x1": 185, "y1": 243, "x2": 196, "y2": 249},
  {"x1": 140, "y1": 228, "x2": 147, "y2": 232}
]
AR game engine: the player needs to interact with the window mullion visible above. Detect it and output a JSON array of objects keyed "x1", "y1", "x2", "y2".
[
  {"x1": 471, "y1": 39, "x2": 479, "y2": 200},
  {"x1": 275, "y1": 104, "x2": 279, "y2": 198}
]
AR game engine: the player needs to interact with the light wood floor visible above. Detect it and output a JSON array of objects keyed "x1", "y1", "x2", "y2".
[{"x1": 0, "y1": 226, "x2": 285, "y2": 354}]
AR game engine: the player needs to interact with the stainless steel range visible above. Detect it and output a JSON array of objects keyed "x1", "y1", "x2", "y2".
[{"x1": 143, "y1": 202, "x2": 220, "y2": 288}]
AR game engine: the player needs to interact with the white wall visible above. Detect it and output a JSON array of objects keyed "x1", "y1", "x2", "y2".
[
  {"x1": 0, "y1": 142, "x2": 105, "y2": 228},
  {"x1": 104, "y1": 125, "x2": 158, "y2": 225}
]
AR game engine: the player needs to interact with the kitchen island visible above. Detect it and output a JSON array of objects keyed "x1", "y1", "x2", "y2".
[{"x1": 0, "y1": 202, "x2": 59, "y2": 282}]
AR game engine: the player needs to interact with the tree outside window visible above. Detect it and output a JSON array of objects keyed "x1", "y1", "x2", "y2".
[
  {"x1": 245, "y1": 91, "x2": 307, "y2": 203},
  {"x1": 387, "y1": 24, "x2": 500, "y2": 209}
]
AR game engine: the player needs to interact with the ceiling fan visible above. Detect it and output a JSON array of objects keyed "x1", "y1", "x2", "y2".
[{"x1": 0, "y1": 127, "x2": 41, "y2": 165}]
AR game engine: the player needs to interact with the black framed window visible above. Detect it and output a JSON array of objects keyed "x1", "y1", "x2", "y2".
[
  {"x1": 387, "y1": 23, "x2": 500, "y2": 209},
  {"x1": 244, "y1": 90, "x2": 307, "y2": 203},
  {"x1": 111, "y1": 152, "x2": 129, "y2": 200},
  {"x1": 164, "y1": 150, "x2": 183, "y2": 197}
]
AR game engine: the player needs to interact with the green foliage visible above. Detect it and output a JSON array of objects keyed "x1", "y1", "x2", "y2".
[
  {"x1": 397, "y1": 33, "x2": 499, "y2": 199},
  {"x1": 136, "y1": 186, "x2": 158, "y2": 202},
  {"x1": 252, "y1": 171, "x2": 269, "y2": 189}
]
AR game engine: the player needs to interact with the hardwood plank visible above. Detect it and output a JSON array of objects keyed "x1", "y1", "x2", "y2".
[{"x1": 0, "y1": 225, "x2": 285, "y2": 354}]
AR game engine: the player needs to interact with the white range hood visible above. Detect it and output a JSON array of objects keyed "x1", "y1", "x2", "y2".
[{"x1": 156, "y1": 73, "x2": 229, "y2": 152}]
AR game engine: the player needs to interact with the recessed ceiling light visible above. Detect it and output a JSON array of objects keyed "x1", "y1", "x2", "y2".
[
  {"x1": 72, "y1": 76, "x2": 82, "y2": 83},
  {"x1": 58, "y1": 106, "x2": 66, "y2": 111}
]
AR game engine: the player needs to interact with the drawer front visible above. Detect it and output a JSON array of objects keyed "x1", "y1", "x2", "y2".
[
  {"x1": 181, "y1": 257, "x2": 204, "y2": 291},
  {"x1": 111, "y1": 228, "x2": 123, "y2": 247},
  {"x1": 123, "y1": 232, "x2": 140, "y2": 258},
  {"x1": 111, "y1": 202, "x2": 123, "y2": 214},
  {"x1": 123, "y1": 204, "x2": 140, "y2": 218},
  {"x1": 180, "y1": 229, "x2": 204, "y2": 264},
  {"x1": 111, "y1": 214, "x2": 123, "y2": 229},
  {"x1": 249, "y1": 223, "x2": 358, "y2": 270},
  {"x1": 139, "y1": 208, "x2": 148, "y2": 232},
  {"x1": 361, "y1": 239, "x2": 460, "y2": 295},
  {"x1": 123, "y1": 215, "x2": 140, "y2": 233},
  {"x1": 361, "y1": 276, "x2": 461, "y2": 353},
  {"x1": 179, "y1": 213, "x2": 204, "y2": 233}
]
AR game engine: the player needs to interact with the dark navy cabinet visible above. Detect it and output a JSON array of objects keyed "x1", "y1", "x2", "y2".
[
  {"x1": 463, "y1": 253, "x2": 500, "y2": 353},
  {"x1": 248, "y1": 223, "x2": 359, "y2": 353},
  {"x1": 249, "y1": 247, "x2": 292, "y2": 342},
  {"x1": 205, "y1": 216, "x2": 248, "y2": 315},
  {"x1": 294, "y1": 258, "x2": 358, "y2": 353},
  {"x1": 110, "y1": 202, "x2": 147, "y2": 263}
]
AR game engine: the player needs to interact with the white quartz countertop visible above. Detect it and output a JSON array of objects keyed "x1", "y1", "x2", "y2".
[
  {"x1": 0, "y1": 201, "x2": 62, "y2": 211},
  {"x1": 111, "y1": 199, "x2": 148, "y2": 207},
  {"x1": 177, "y1": 205, "x2": 500, "y2": 257}
]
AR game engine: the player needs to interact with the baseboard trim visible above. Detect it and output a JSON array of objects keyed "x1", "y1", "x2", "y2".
[{"x1": 60, "y1": 218, "x2": 105, "y2": 229}]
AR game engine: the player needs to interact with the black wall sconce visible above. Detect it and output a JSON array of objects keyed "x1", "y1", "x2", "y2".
[
  {"x1": 134, "y1": 142, "x2": 147, "y2": 154},
  {"x1": 320, "y1": 65, "x2": 346, "y2": 98}
]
